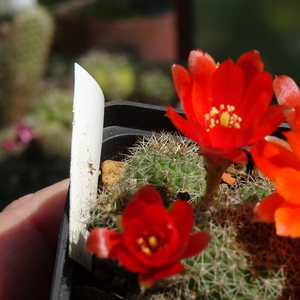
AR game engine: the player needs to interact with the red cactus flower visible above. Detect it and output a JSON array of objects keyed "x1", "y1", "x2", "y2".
[
  {"x1": 86, "y1": 185, "x2": 211, "y2": 288},
  {"x1": 249, "y1": 107, "x2": 300, "y2": 238},
  {"x1": 167, "y1": 49, "x2": 287, "y2": 165}
]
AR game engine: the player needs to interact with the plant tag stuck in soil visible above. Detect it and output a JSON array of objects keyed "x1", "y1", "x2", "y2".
[{"x1": 69, "y1": 64, "x2": 104, "y2": 271}]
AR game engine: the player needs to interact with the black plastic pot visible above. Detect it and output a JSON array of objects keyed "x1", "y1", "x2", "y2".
[
  {"x1": 50, "y1": 101, "x2": 290, "y2": 300},
  {"x1": 50, "y1": 101, "x2": 184, "y2": 300}
]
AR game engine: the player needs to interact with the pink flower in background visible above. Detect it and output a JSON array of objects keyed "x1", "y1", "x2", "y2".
[
  {"x1": 1, "y1": 123, "x2": 34, "y2": 152},
  {"x1": 16, "y1": 123, "x2": 34, "y2": 144},
  {"x1": 1, "y1": 139, "x2": 18, "y2": 151}
]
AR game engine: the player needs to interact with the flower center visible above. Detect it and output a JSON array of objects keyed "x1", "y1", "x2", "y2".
[
  {"x1": 204, "y1": 104, "x2": 242, "y2": 132},
  {"x1": 136, "y1": 232, "x2": 162, "y2": 255}
]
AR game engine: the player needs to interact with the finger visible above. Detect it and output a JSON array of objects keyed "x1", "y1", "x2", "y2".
[{"x1": 0, "y1": 178, "x2": 69, "y2": 300}]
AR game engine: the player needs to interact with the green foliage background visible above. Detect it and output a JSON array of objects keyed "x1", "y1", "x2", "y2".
[{"x1": 193, "y1": 0, "x2": 300, "y2": 95}]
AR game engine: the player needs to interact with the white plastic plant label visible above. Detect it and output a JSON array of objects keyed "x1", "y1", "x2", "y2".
[{"x1": 69, "y1": 63, "x2": 104, "y2": 271}]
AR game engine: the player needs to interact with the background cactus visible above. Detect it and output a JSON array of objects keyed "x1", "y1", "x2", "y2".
[
  {"x1": 0, "y1": 4, "x2": 54, "y2": 126},
  {"x1": 137, "y1": 68, "x2": 175, "y2": 106},
  {"x1": 25, "y1": 87, "x2": 73, "y2": 156},
  {"x1": 78, "y1": 50, "x2": 176, "y2": 105},
  {"x1": 79, "y1": 50, "x2": 136, "y2": 102}
]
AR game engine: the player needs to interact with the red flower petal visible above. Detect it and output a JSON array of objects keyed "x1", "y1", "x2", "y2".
[
  {"x1": 134, "y1": 185, "x2": 163, "y2": 205},
  {"x1": 273, "y1": 75, "x2": 300, "y2": 107},
  {"x1": 122, "y1": 200, "x2": 147, "y2": 226},
  {"x1": 275, "y1": 202, "x2": 300, "y2": 238},
  {"x1": 180, "y1": 231, "x2": 211, "y2": 259},
  {"x1": 188, "y1": 50, "x2": 216, "y2": 119},
  {"x1": 246, "y1": 104, "x2": 287, "y2": 146},
  {"x1": 239, "y1": 72, "x2": 273, "y2": 124},
  {"x1": 171, "y1": 64, "x2": 201, "y2": 130},
  {"x1": 138, "y1": 261, "x2": 185, "y2": 288},
  {"x1": 122, "y1": 186, "x2": 163, "y2": 226},
  {"x1": 288, "y1": 106, "x2": 300, "y2": 134},
  {"x1": 211, "y1": 59, "x2": 244, "y2": 108},
  {"x1": 275, "y1": 168, "x2": 300, "y2": 205},
  {"x1": 249, "y1": 137, "x2": 297, "y2": 181},
  {"x1": 85, "y1": 228, "x2": 122, "y2": 259},
  {"x1": 116, "y1": 246, "x2": 149, "y2": 273},
  {"x1": 171, "y1": 64, "x2": 191, "y2": 110},
  {"x1": 219, "y1": 149, "x2": 248, "y2": 165},
  {"x1": 151, "y1": 261, "x2": 185, "y2": 279},
  {"x1": 253, "y1": 193, "x2": 285, "y2": 222},
  {"x1": 166, "y1": 106, "x2": 199, "y2": 142},
  {"x1": 236, "y1": 50, "x2": 264, "y2": 88},
  {"x1": 171, "y1": 51, "x2": 217, "y2": 132},
  {"x1": 169, "y1": 200, "x2": 193, "y2": 245},
  {"x1": 284, "y1": 129, "x2": 300, "y2": 163},
  {"x1": 168, "y1": 200, "x2": 194, "y2": 259},
  {"x1": 188, "y1": 49, "x2": 216, "y2": 79}
]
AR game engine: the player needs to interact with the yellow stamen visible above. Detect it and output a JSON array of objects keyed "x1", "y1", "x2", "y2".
[
  {"x1": 136, "y1": 237, "x2": 144, "y2": 245},
  {"x1": 220, "y1": 111, "x2": 230, "y2": 127},
  {"x1": 227, "y1": 105, "x2": 235, "y2": 112},
  {"x1": 148, "y1": 236, "x2": 158, "y2": 248},
  {"x1": 210, "y1": 107, "x2": 219, "y2": 116},
  {"x1": 204, "y1": 104, "x2": 242, "y2": 132},
  {"x1": 141, "y1": 246, "x2": 151, "y2": 255}
]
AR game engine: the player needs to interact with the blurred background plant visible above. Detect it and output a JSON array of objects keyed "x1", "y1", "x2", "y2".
[
  {"x1": 0, "y1": 0, "x2": 300, "y2": 210},
  {"x1": 79, "y1": 50, "x2": 136, "y2": 102}
]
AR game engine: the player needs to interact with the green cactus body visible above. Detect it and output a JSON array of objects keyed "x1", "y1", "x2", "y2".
[
  {"x1": 89, "y1": 132, "x2": 292, "y2": 299},
  {"x1": 0, "y1": 5, "x2": 54, "y2": 125},
  {"x1": 123, "y1": 133, "x2": 206, "y2": 202},
  {"x1": 181, "y1": 219, "x2": 284, "y2": 300}
]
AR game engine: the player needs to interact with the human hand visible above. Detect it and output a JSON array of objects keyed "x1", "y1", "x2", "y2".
[{"x1": 0, "y1": 179, "x2": 69, "y2": 300}]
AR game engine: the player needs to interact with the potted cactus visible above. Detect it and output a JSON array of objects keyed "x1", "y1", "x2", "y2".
[{"x1": 52, "y1": 50, "x2": 300, "y2": 300}]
